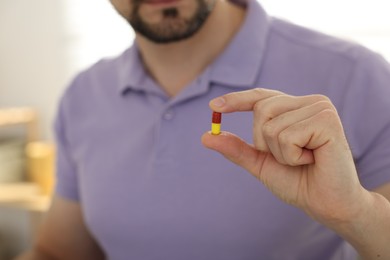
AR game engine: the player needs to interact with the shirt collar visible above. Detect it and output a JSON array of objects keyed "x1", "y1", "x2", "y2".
[
  {"x1": 117, "y1": 0, "x2": 270, "y2": 94},
  {"x1": 209, "y1": 0, "x2": 270, "y2": 88},
  {"x1": 117, "y1": 43, "x2": 149, "y2": 94}
]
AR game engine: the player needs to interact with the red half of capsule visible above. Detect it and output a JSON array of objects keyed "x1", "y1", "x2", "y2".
[{"x1": 212, "y1": 112, "x2": 222, "y2": 124}]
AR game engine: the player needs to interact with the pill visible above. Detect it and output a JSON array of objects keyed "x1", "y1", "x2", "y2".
[{"x1": 211, "y1": 111, "x2": 222, "y2": 135}]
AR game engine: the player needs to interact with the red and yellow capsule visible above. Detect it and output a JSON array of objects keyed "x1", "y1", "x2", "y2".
[{"x1": 211, "y1": 111, "x2": 222, "y2": 135}]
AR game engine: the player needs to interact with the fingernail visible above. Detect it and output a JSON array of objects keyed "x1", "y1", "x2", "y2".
[{"x1": 211, "y1": 97, "x2": 226, "y2": 107}]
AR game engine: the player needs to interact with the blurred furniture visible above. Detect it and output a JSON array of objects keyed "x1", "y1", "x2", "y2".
[
  {"x1": 0, "y1": 107, "x2": 53, "y2": 258},
  {"x1": 0, "y1": 106, "x2": 53, "y2": 211},
  {"x1": 0, "y1": 107, "x2": 54, "y2": 202},
  {"x1": 0, "y1": 182, "x2": 50, "y2": 212},
  {"x1": 0, "y1": 182, "x2": 50, "y2": 259},
  {"x1": 0, "y1": 108, "x2": 38, "y2": 184},
  {"x1": 0, "y1": 107, "x2": 39, "y2": 142}
]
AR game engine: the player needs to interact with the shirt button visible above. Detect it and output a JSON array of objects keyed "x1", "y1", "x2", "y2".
[{"x1": 163, "y1": 110, "x2": 174, "y2": 120}]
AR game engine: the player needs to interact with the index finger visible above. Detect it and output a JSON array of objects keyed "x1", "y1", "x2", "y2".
[{"x1": 209, "y1": 88, "x2": 284, "y2": 113}]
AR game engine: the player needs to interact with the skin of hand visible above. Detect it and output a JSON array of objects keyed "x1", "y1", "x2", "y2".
[{"x1": 201, "y1": 88, "x2": 370, "y2": 226}]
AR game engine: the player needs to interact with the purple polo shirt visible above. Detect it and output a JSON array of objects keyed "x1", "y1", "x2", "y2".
[{"x1": 55, "y1": 0, "x2": 390, "y2": 259}]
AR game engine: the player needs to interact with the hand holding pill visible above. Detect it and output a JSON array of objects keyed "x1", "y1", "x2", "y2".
[{"x1": 202, "y1": 88, "x2": 366, "y2": 229}]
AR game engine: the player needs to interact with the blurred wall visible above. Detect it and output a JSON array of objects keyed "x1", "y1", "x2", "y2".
[
  {"x1": 0, "y1": 0, "x2": 133, "y2": 140},
  {"x1": 0, "y1": 1, "x2": 67, "y2": 258},
  {"x1": 0, "y1": 1, "x2": 131, "y2": 256},
  {"x1": 0, "y1": 0, "x2": 69, "y2": 140}
]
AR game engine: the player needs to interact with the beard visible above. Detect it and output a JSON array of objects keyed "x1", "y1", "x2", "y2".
[{"x1": 127, "y1": 0, "x2": 214, "y2": 44}]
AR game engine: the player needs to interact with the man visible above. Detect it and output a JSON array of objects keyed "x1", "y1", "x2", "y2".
[{"x1": 19, "y1": 0, "x2": 390, "y2": 259}]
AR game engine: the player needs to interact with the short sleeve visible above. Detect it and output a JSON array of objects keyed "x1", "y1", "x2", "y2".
[{"x1": 53, "y1": 89, "x2": 80, "y2": 201}]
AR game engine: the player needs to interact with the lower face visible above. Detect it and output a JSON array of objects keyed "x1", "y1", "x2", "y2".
[{"x1": 110, "y1": 0, "x2": 215, "y2": 43}]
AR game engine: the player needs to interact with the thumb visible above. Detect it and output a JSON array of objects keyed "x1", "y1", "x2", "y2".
[{"x1": 201, "y1": 131, "x2": 265, "y2": 176}]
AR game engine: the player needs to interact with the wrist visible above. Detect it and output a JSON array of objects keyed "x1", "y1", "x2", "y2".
[
  {"x1": 327, "y1": 190, "x2": 390, "y2": 259},
  {"x1": 327, "y1": 187, "x2": 373, "y2": 229},
  {"x1": 328, "y1": 188, "x2": 373, "y2": 233},
  {"x1": 305, "y1": 185, "x2": 371, "y2": 229}
]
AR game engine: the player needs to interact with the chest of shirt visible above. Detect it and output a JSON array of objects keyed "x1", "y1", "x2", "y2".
[{"x1": 64, "y1": 87, "x2": 340, "y2": 259}]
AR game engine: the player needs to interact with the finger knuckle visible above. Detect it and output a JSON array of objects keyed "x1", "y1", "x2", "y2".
[
  {"x1": 317, "y1": 108, "x2": 343, "y2": 132},
  {"x1": 313, "y1": 100, "x2": 332, "y2": 109},
  {"x1": 252, "y1": 88, "x2": 265, "y2": 97},
  {"x1": 254, "y1": 100, "x2": 274, "y2": 120},
  {"x1": 278, "y1": 135, "x2": 302, "y2": 166},
  {"x1": 262, "y1": 122, "x2": 277, "y2": 139},
  {"x1": 252, "y1": 130, "x2": 267, "y2": 150},
  {"x1": 311, "y1": 94, "x2": 331, "y2": 103},
  {"x1": 253, "y1": 100, "x2": 263, "y2": 114},
  {"x1": 318, "y1": 108, "x2": 338, "y2": 120},
  {"x1": 278, "y1": 129, "x2": 291, "y2": 146}
]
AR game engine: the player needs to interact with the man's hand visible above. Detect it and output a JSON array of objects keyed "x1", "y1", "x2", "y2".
[{"x1": 201, "y1": 88, "x2": 369, "y2": 225}]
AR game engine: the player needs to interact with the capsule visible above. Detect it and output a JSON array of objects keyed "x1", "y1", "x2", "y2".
[{"x1": 211, "y1": 111, "x2": 222, "y2": 135}]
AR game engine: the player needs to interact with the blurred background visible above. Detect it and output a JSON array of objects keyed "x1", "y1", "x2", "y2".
[{"x1": 0, "y1": 0, "x2": 389, "y2": 258}]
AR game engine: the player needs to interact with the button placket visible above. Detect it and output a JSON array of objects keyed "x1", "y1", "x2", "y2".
[{"x1": 162, "y1": 108, "x2": 174, "y2": 120}]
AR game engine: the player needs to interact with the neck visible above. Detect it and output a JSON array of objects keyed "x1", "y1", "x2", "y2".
[{"x1": 136, "y1": 0, "x2": 246, "y2": 97}]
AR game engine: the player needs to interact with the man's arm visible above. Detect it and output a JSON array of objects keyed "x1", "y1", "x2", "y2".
[
  {"x1": 328, "y1": 182, "x2": 390, "y2": 260},
  {"x1": 202, "y1": 88, "x2": 390, "y2": 260},
  {"x1": 17, "y1": 196, "x2": 105, "y2": 260},
  {"x1": 344, "y1": 182, "x2": 390, "y2": 259}
]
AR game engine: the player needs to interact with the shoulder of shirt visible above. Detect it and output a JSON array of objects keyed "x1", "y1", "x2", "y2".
[
  {"x1": 268, "y1": 17, "x2": 387, "y2": 68},
  {"x1": 85, "y1": 48, "x2": 129, "y2": 79},
  {"x1": 58, "y1": 47, "x2": 134, "y2": 105}
]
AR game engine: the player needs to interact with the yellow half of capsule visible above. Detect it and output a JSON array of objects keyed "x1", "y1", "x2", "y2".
[{"x1": 211, "y1": 123, "x2": 221, "y2": 135}]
